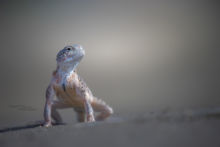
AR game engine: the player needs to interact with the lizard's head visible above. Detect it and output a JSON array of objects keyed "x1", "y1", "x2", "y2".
[{"x1": 56, "y1": 44, "x2": 85, "y2": 66}]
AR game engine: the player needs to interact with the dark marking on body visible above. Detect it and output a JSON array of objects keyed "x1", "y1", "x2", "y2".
[{"x1": 62, "y1": 83, "x2": 66, "y2": 91}]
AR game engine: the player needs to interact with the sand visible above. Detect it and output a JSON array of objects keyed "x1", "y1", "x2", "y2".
[{"x1": 0, "y1": 108, "x2": 220, "y2": 147}]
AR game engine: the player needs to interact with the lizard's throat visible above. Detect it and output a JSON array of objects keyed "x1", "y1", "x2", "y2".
[{"x1": 57, "y1": 61, "x2": 79, "y2": 73}]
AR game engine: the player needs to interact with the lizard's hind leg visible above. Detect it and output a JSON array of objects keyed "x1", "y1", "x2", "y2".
[{"x1": 92, "y1": 97, "x2": 113, "y2": 121}]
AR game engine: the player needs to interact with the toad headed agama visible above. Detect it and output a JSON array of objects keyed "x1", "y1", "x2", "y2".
[{"x1": 43, "y1": 45, "x2": 113, "y2": 127}]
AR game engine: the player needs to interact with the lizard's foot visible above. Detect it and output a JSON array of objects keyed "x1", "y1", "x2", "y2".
[
  {"x1": 87, "y1": 114, "x2": 95, "y2": 122},
  {"x1": 43, "y1": 121, "x2": 52, "y2": 127}
]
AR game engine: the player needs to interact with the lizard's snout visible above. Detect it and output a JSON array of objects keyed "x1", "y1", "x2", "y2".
[
  {"x1": 75, "y1": 44, "x2": 85, "y2": 57},
  {"x1": 81, "y1": 48, "x2": 85, "y2": 56}
]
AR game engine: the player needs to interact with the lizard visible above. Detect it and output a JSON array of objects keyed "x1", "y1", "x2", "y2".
[{"x1": 43, "y1": 44, "x2": 113, "y2": 127}]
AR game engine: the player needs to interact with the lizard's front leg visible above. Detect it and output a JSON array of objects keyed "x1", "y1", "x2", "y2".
[
  {"x1": 84, "y1": 99, "x2": 95, "y2": 122},
  {"x1": 44, "y1": 99, "x2": 52, "y2": 127},
  {"x1": 43, "y1": 85, "x2": 54, "y2": 127},
  {"x1": 76, "y1": 85, "x2": 95, "y2": 122}
]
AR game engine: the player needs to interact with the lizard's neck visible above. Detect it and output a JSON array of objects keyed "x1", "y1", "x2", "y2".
[{"x1": 57, "y1": 61, "x2": 79, "y2": 76}]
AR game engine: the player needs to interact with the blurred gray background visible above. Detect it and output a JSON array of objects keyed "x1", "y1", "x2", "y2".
[{"x1": 0, "y1": 0, "x2": 219, "y2": 125}]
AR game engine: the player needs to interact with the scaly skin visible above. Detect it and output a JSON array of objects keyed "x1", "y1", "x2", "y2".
[{"x1": 43, "y1": 45, "x2": 113, "y2": 127}]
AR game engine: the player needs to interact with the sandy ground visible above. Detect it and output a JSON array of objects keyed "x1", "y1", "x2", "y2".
[{"x1": 0, "y1": 108, "x2": 220, "y2": 147}]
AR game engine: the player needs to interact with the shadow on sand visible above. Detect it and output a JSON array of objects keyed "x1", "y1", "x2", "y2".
[{"x1": 0, "y1": 122, "x2": 65, "y2": 133}]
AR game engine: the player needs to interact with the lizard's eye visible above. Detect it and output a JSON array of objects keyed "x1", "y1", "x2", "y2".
[{"x1": 67, "y1": 48, "x2": 71, "y2": 51}]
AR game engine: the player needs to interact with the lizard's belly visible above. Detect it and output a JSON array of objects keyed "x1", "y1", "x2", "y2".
[{"x1": 53, "y1": 84, "x2": 84, "y2": 107}]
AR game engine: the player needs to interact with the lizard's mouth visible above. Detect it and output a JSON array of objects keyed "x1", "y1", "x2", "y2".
[{"x1": 57, "y1": 52, "x2": 70, "y2": 62}]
